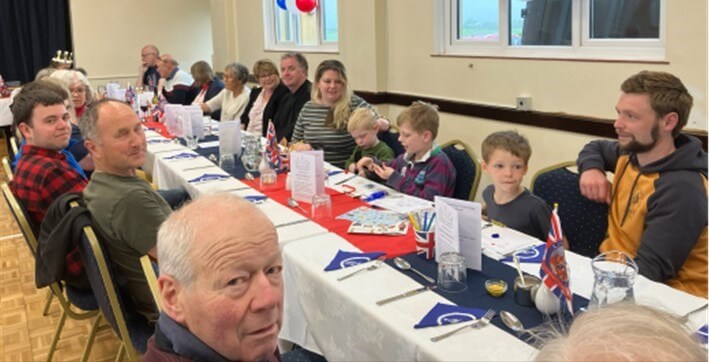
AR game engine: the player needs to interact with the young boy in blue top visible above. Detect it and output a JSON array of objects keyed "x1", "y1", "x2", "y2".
[
  {"x1": 358, "y1": 101, "x2": 456, "y2": 201},
  {"x1": 481, "y1": 130, "x2": 551, "y2": 241}
]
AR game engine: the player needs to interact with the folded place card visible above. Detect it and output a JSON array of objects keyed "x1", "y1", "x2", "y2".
[
  {"x1": 697, "y1": 325, "x2": 708, "y2": 344},
  {"x1": 324, "y1": 250, "x2": 386, "y2": 271},
  {"x1": 414, "y1": 303, "x2": 487, "y2": 329},
  {"x1": 187, "y1": 173, "x2": 230, "y2": 183},
  {"x1": 500, "y1": 244, "x2": 545, "y2": 263}
]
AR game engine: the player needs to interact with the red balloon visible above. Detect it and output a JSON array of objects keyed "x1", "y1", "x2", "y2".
[{"x1": 295, "y1": 0, "x2": 317, "y2": 13}]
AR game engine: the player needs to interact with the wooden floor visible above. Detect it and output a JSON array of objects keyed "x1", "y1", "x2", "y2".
[{"x1": 0, "y1": 134, "x2": 122, "y2": 361}]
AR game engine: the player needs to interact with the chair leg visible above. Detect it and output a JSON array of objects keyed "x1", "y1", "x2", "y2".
[
  {"x1": 46, "y1": 310, "x2": 67, "y2": 362},
  {"x1": 80, "y1": 314, "x2": 103, "y2": 362},
  {"x1": 115, "y1": 344, "x2": 126, "y2": 362},
  {"x1": 42, "y1": 290, "x2": 54, "y2": 316}
]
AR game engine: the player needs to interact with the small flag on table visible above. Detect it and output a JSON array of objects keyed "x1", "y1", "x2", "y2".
[
  {"x1": 414, "y1": 303, "x2": 488, "y2": 328},
  {"x1": 151, "y1": 94, "x2": 167, "y2": 121},
  {"x1": 697, "y1": 325, "x2": 708, "y2": 344},
  {"x1": 324, "y1": 250, "x2": 385, "y2": 271},
  {"x1": 125, "y1": 84, "x2": 135, "y2": 108},
  {"x1": 539, "y1": 204, "x2": 573, "y2": 315},
  {"x1": 265, "y1": 120, "x2": 281, "y2": 169}
]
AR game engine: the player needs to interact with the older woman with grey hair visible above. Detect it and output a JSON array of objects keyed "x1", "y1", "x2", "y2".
[{"x1": 201, "y1": 62, "x2": 250, "y2": 122}]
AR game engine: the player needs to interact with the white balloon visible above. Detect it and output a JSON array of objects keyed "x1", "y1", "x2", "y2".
[{"x1": 285, "y1": 0, "x2": 299, "y2": 14}]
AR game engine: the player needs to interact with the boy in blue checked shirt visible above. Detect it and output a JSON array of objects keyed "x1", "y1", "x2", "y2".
[{"x1": 358, "y1": 101, "x2": 456, "y2": 201}]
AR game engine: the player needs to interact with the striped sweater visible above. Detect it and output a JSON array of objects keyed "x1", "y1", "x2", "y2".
[{"x1": 292, "y1": 95, "x2": 380, "y2": 168}]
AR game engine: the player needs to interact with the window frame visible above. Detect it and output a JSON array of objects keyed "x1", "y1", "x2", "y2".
[
  {"x1": 263, "y1": 0, "x2": 338, "y2": 53},
  {"x1": 434, "y1": 0, "x2": 666, "y2": 61}
]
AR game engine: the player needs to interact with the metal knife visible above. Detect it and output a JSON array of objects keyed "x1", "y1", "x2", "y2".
[{"x1": 376, "y1": 285, "x2": 435, "y2": 306}]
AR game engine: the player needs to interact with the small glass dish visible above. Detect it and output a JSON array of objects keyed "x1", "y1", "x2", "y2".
[{"x1": 485, "y1": 279, "x2": 508, "y2": 298}]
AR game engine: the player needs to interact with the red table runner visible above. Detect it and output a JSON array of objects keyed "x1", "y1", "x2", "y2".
[{"x1": 243, "y1": 174, "x2": 417, "y2": 258}]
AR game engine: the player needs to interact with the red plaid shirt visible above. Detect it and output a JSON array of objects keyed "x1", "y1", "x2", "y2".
[{"x1": 9, "y1": 144, "x2": 87, "y2": 277}]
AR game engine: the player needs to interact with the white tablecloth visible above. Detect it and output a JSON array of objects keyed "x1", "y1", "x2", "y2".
[{"x1": 144, "y1": 130, "x2": 708, "y2": 361}]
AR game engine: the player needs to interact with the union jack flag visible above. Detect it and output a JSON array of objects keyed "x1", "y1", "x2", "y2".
[
  {"x1": 539, "y1": 204, "x2": 573, "y2": 315},
  {"x1": 151, "y1": 94, "x2": 167, "y2": 121},
  {"x1": 265, "y1": 120, "x2": 281, "y2": 169},
  {"x1": 125, "y1": 84, "x2": 135, "y2": 107}
]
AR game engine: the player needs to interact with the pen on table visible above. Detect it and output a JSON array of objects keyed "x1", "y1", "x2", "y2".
[{"x1": 335, "y1": 174, "x2": 357, "y2": 185}]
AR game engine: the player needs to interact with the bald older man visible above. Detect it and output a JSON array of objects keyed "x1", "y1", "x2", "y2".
[
  {"x1": 143, "y1": 193, "x2": 283, "y2": 361},
  {"x1": 137, "y1": 45, "x2": 160, "y2": 92},
  {"x1": 156, "y1": 54, "x2": 194, "y2": 105}
]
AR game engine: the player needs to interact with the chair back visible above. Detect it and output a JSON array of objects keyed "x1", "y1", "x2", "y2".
[
  {"x1": 440, "y1": 140, "x2": 481, "y2": 201},
  {"x1": 140, "y1": 255, "x2": 163, "y2": 312},
  {"x1": 531, "y1": 162, "x2": 609, "y2": 258},
  {"x1": 10, "y1": 136, "x2": 19, "y2": 159},
  {"x1": 2, "y1": 156, "x2": 13, "y2": 181},
  {"x1": 378, "y1": 128, "x2": 405, "y2": 157},
  {"x1": 2, "y1": 182, "x2": 37, "y2": 253},
  {"x1": 77, "y1": 219, "x2": 152, "y2": 360}
]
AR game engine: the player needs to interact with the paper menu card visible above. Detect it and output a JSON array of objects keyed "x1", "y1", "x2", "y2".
[
  {"x1": 434, "y1": 196, "x2": 482, "y2": 271},
  {"x1": 179, "y1": 106, "x2": 204, "y2": 140},
  {"x1": 219, "y1": 121, "x2": 242, "y2": 157},
  {"x1": 290, "y1": 150, "x2": 325, "y2": 203},
  {"x1": 164, "y1": 104, "x2": 182, "y2": 135}
]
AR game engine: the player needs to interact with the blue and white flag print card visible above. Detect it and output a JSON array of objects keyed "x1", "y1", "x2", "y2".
[
  {"x1": 697, "y1": 325, "x2": 708, "y2": 344},
  {"x1": 188, "y1": 173, "x2": 230, "y2": 184},
  {"x1": 414, "y1": 303, "x2": 487, "y2": 329},
  {"x1": 324, "y1": 250, "x2": 385, "y2": 271},
  {"x1": 501, "y1": 244, "x2": 545, "y2": 263},
  {"x1": 163, "y1": 152, "x2": 199, "y2": 161}
]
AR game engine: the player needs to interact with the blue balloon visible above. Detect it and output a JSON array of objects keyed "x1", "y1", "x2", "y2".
[{"x1": 276, "y1": 0, "x2": 287, "y2": 10}]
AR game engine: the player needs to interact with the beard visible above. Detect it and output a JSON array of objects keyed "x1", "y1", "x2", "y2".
[{"x1": 619, "y1": 121, "x2": 660, "y2": 153}]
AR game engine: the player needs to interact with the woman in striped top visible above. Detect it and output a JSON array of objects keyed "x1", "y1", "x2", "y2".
[{"x1": 291, "y1": 60, "x2": 389, "y2": 168}]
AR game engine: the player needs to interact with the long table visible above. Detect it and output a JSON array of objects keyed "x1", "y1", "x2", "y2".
[{"x1": 143, "y1": 129, "x2": 708, "y2": 361}]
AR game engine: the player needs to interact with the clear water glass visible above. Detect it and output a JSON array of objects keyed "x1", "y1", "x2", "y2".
[
  {"x1": 588, "y1": 250, "x2": 638, "y2": 309},
  {"x1": 437, "y1": 252, "x2": 467, "y2": 293},
  {"x1": 241, "y1": 134, "x2": 262, "y2": 172},
  {"x1": 220, "y1": 153, "x2": 235, "y2": 172},
  {"x1": 311, "y1": 194, "x2": 333, "y2": 220},
  {"x1": 185, "y1": 135, "x2": 199, "y2": 149}
]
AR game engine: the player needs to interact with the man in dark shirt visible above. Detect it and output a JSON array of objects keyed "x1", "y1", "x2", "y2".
[
  {"x1": 137, "y1": 44, "x2": 160, "y2": 92},
  {"x1": 9, "y1": 84, "x2": 87, "y2": 228},
  {"x1": 271, "y1": 52, "x2": 312, "y2": 142},
  {"x1": 9, "y1": 83, "x2": 88, "y2": 278}
]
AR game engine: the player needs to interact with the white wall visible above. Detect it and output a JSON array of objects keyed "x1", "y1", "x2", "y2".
[{"x1": 70, "y1": 0, "x2": 213, "y2": 86}]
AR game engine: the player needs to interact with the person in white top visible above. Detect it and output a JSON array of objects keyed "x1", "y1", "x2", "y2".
[
  {"x1": 157, "y1": 54, "x2": 194, "y2": 105},
  {"x1": 201, "y1": 62, "x2": 250, "y2": 122}
]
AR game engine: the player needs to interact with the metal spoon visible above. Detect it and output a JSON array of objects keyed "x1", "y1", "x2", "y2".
[
  {"x1": 287, "y1": 197, "x2": 308, "y2": 214},
  {"x1": 500, "y1": 310, "x2": 542, "y2": 340},
  {"x1": 393, "y1": 257, "x2": 435, "y2": 284}
]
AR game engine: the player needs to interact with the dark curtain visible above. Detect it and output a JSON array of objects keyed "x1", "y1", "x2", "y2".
[
  {"x1": 0, "y1": 0, "x2": 73, "y2": 84},
  {"x1": 521, "y1": 0, "x2": 572, "y2": 46},
  {"x1": 591, "y1": 0, "x2": 660, "y2": 39}
]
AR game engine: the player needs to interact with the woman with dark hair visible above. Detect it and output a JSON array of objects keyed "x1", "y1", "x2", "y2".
[
  {"x1": 187, "y1": 61, "x2": 224, "y2": 120},
  {"x1": 200, "y1": 62, "x2": 250, "y2": 121},
  {"x1": 241, "y1": 59, "x2": 288, "y2": 134},
  {"x1": 291, "y1": 59, "x2": 388, "y2": 168}
]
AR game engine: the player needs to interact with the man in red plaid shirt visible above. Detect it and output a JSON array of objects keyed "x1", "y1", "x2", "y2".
[{"x1": 9, "y1": 82, "x2": 87, "y2": 278}]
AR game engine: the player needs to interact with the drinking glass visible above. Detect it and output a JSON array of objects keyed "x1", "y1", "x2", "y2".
[
  {"x1": 311, "y1": 194, "x2": 333, "y2": 220},
  {"x1": 185, "y1": 135, "x2": 199, "y2": 150},
  {"x1": 588, "y1": 250, "x2": 638, "y2": 309},
  {"x1": 220, "y1": 153, "x2": 235, "y2": 172},
  {"x1": 241, "y1": 134, "x2": 262, "y2": 172},
  {"x1": 260, "y1": 169, "x2": 278, "y2": 190},
  {"x1": 437, "y1": 252, "x2": 467, "y2": 293}
]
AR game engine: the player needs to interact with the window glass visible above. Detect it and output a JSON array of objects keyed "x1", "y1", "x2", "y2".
[
  {"x1": 590, "y1": 0, "x2": 660, "y2": 39},
  {"x1": 457, "y1": 0, "x2": 499, "y2": 41}
]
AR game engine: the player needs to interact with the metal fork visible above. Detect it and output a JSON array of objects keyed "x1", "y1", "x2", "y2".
[
  {"x1": 337, "y1": 260, "x2": 382, "y2": 281},
  {"x1": 430, "y1": 309, "x2": 495, "y2": 342}
]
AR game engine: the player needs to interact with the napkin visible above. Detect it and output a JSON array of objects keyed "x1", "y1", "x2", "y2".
[
  {"x1": 501, "y1": 244, "x2": 545, "y2": 263},
  {"x1": 414, "y1": 303, "x2": 487, "y2": 329},
  {"x1": 243, "y1": 195, "x2": 268, "y2": 203},
  {"x1": 147, "y1": 139, "x2": 173, "y2": 144},
  {"x1": 164, "y1": 152, "x2": 199, "y2": 160},
  {"x1": 188, "y1": 173, "x2": 230, "y2": 183},
  {"x1": 697, "y1": 325, "x2": 708, "y2": 344},
  {"x1": 324, "y1": 250, "x2": 386, "y2": 271}
]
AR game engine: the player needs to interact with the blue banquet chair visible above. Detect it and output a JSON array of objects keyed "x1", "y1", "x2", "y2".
[
  {"x1": 440, "y1": 139, "x2": 481, "y2": 201},
  {"x1": 531, "y1": 161, "x2": 609, "y2": 258}
]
